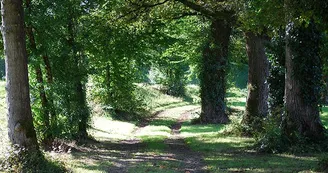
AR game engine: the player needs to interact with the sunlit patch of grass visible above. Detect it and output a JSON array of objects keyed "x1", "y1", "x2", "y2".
[
  {"x1": 136, "y1": 126, "x2": 171, "y2": 139},
  {"x1": 182, "y1": 120, "x2": 321, "y2": 173},
  {"x1": 89, "y1": 116, "x2": 137, "y2": 141},
  {"x1": 206, "y1": 153, "x2": 318, "y2": 173},
  {"x1": 226, "y1": 87, "x2": 247, "y2": 111},
  {"x1": 155, "y1": 105, "x2": 200, "y2": 120},
  {"x1": 0, "y1": 81, "x2": 8, "y2": 158},
  {"x1": 321, "y1": 106, "x2": 328, "y2": 128},
  {"x1": 128, "y1": 160, "x2": 181, "y2": 173},
  {"x1": 186, "y1": 135, "x2": 254, "y2": 153},
  {"x1": 180, "y1": 123, "x2": 225, "y2": 138}
]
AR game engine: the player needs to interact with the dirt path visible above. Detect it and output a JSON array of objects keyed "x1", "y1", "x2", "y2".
[
  {"x1": 102, "y1": 105, "x2": 208, "y2": 173},
  {"x1": 164, "y1": 107, "x2": 207, "y2": 173}
]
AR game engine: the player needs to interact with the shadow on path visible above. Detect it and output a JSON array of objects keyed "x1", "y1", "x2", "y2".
[{"x1": 71, "y1": 106, "x2": 207, "y2": 173}]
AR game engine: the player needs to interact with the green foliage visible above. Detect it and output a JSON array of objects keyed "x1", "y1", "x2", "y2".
[
  {"x1": 256, "y1": 116, "x2": 328, "y2": 154},
  {"x1": 26, "y1": 0, "x2": 91, "y2": 140},
  {"x1": 254, "y1": 116, "x2": 285, "y2": 153},
  {"x1": 226, "y1": 29, "x2": 248, "y2": 89},
  {"x1": 150, "y1": 58, "x2": 189, "y2": 97},
  {"x1": 317, "y1": 154, "x2": 328, "y2": 172},
  {"x1": 267, "y1": 29, "x2": 285, "y2": 114},
  {"x1": 239, "y1": 0, "x2": 284, "y2": 34}
]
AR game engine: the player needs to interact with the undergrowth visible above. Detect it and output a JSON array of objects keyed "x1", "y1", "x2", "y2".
[{"x1": 0, "y1": 145, "x2": 66, "y2": 173}]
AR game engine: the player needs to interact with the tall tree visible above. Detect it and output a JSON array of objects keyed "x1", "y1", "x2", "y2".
[
  {"x1": 242, "y1": 32, "x2": 269, "y2": 133},
  {"x1": 239, "y1": 0, "x2": 284, "y2": 133},
  {"x1": 200, "y1": 19, "x2": 232, "y2": 123},
  {"x1": 283, "y1": 20, "x2": 325, "y2": 142},
  {"x1": 25, "y1": 0, "x2": 52, "y2": 143},
  {"x1": 1, "y1": 0, "x2": 38, "y2": 149},
  {"x1": 281, "y1": 0, "x2": 327, "y2": 143},
  {"x1": 175, "y1": 0, "x2": 235, "y2": 123}
]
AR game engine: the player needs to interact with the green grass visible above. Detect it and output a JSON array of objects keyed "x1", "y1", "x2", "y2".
[
  {"x1": 183, "y1": 130, "x2": 321, "y2": 172},
  {"x1": 0, "y1": 81, "x2": 8, "y2": 158}
]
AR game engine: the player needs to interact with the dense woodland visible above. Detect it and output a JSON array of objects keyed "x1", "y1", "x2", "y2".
[{"x1": 1, "y1": 0, "x2": 328, "y2": 172}]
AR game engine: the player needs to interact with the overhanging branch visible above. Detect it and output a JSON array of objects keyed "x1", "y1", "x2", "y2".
[
  {"x1": 117, "y1": 0, "x2": 170, "y2": 21},
  {"x1": 174, "y1": 0, "x2": 234, "y2": 20}
]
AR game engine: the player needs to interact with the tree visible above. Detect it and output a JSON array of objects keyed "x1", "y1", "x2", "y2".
[
  {"x1": 281, "y1": 0, "x2": 327, "y2": 143},
  {"x1": 238, "y1": 0, "x2": 284, "y2": 134},
  {"x1": 1, "y1": 0, "x2": 38, "y2": 149},
  {"x1": 25, "y1": 0, "x2": 53, "y2": 143},
  {"x1": 283, "y1": 20, "x2": 325, "y2": 142},
  {"x1": 175, "y1": 0, "x2": 235, "y2": 123},
  {"x1": 199, "y1": 19, "x2": 232, "y2": 123},
  {"x1": 242, "y1": 32, "x2": 269, "y2": 134}
]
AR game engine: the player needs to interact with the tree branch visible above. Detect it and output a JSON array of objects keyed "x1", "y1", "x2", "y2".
[
  {"x1": 174, "y1": 0, "x2": 234, "y2": 20},
  {"x1": 117, "y1": 0, "x2": 170, "y2": 21},
  {"x1": 170, "y1": 12, "x2": 201, "y2": 20},
  {"x1": 174, "y1": 0, "x2": 215, "y2": 18}
]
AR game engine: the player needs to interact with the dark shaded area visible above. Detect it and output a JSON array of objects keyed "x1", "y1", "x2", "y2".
[
  {"x1": 0, "y1": 59, "x2": 4, "y2": 79},
  {"x1": 71, "y1": 138, "x2": 208, "y2": 173}
]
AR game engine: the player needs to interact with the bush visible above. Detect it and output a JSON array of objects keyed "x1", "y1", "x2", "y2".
[
  {"x1": 255, "y1": 116, "x2": 286, "y2": 153},
  {"x1": 317, "y1": 154, "x2": 328, "y2": 172}
]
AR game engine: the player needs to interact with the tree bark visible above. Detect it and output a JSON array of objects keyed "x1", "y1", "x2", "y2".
[
  {"x1": 242, "y1": 32, "x2": 269, "y2": 133},
  {"x1": 68, "y1": 13, "x2": 89, "y2": 139},
  {"x1": 1, "y1": 0, "x2": 38, "y2": 149},
  {"x1": 200, "y1": 19, "x2": 232, "y2": 124},
  {"x1": 283, "y1": 21, "x2": 325, "y2": 142}
]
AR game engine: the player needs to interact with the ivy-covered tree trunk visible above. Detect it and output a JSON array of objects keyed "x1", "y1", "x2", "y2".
[
  {"x1": 1, "y1": 0, "x2": 38, "y2": 149},
  {"x1": 68, "y1": 13, "x2": 89, "y2": 139},
  {"x1": 242, "y1": 32, "x2": 269, "y2": 133},
  {"x1": 283, "y1": 21, "x2": 325, "y2": 142},
  {"x1": 200, "y1": 19, "x2": 231, "y2": 124}
]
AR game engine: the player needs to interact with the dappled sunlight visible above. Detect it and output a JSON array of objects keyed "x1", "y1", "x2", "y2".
[
  {"x1": 180, "y1": 124, "x2": 225, "y2": 137},
  {"x1": 321, "y1": 106, "x2": 328, "y2": 128},
  {"x1": 155, "y1": 105, "x2": 200, "y2": 120},
  {"x1": 226, "y1": 87, "x2": 247, "y2": 111},
  {"x1": 204, "y1": 152, "x2": 318, "y2": 173},
  {"x1": 49, "y1": 139, "x2": 194, "y2": 173},
  {"x1": 135, "y1": 125, "x2": 171, "y2": 138},
  {"x1": 89, "y1": 116, "x2": 137, "y2": 141}
]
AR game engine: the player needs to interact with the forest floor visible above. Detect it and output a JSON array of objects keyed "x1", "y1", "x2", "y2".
[{"x1": 0, "y1": 82, "x2": 326, "y2": 172}]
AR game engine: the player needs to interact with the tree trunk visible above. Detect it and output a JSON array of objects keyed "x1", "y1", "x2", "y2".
[
  {"x1": 35, "y1": 66, "x2": 50, "y2": 127},
  {"x1": 42, "y1": 55, "x2": 57, "y2": 129},
  {"x1": 283, "y1": 21, "x2": 325, "y2": 142},
  {"x1": 200, "y1": 19, "x2": 232, "y2": 124},
  {"x1": 242, "y1": 32, "x2": 269, "y2": 133},
  {"x1": 1, "y1": 0, "x2": 38, "y2": 149},
  {"x1": 26, "y1": 23, "x2": 51, "y2": 135},
  {"x1": 68, "y1": 13, "x2": 89, "y2": 139}
]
